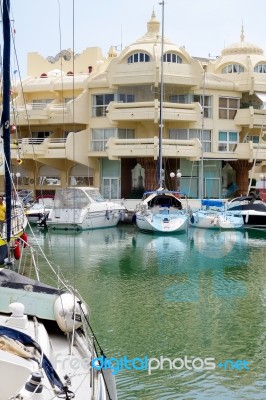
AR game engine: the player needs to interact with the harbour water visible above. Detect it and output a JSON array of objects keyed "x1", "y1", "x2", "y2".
[{"x1": 30, "y1": 224, "x2": 266, "y2": 399}]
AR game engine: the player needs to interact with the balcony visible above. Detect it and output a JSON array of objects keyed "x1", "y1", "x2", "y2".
[
  {"x1": 10, "y1": 95, "x2": 89, "y2": 125},
  {"x1": 235, "y1": 107, "x2": 266, "y2": 128},
  {"x1": 11, "y1": 137, "x2": 67, "y2": 160},
  {"x1": 106, "y1": 100, "x2": 202, "y2": 123},
  {"x1": 105, "y1": 137, "x2": 202, "y2": 161}
]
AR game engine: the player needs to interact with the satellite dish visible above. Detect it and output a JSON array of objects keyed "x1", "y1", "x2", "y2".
[{"x1": 46, "y1": 56, "x2": 56, "y2": 64}]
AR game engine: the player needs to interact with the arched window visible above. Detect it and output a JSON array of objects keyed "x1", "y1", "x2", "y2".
[
  {"x1": 254, "y1": 63, "x2": 266, "y2": 73},
  {"x1": 221, "y1": 64, "x2": 244, "y2": 74},
  {"x1": 163, "y1": 53, "x2": 182, "y2": 63},
  {"x1": 127, "y1": 52, "x2": 150, "y2": 63}
]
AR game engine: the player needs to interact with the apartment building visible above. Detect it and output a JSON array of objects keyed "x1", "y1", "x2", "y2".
[{"x1": 6, "y1": 11, "x2": 266, "y2": 200}]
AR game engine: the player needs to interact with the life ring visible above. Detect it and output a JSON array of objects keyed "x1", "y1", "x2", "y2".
[
  {"x1": 20, "y1": 232, "x2": 28, "y2": 247},
  {"x1": 14, "y1": 240, "x2": 21, "y2": 260}
]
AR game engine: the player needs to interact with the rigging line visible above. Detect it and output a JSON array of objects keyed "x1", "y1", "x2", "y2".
[
  {"x1": 158, "y1": 0, "x2": 165, "y2": 188},
  {"x1": 246, "y1": 122, "x2": 265, "y2": 196},
  {"x1": 57, "y1": 0, "x2": 68, "y2": 175}
]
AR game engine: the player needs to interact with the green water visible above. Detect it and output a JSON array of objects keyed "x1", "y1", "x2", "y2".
[{"x1": 31, "y1": 225, "x2": 266, "y2": 399}]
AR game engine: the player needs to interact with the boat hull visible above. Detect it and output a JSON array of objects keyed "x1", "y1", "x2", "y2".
[
  {"x1": 46, "y1": 209, "x2": 123, "y2": 230},
  {"x1": 136, "y1": 211, "x2": 188, "y2": 233},
  {"x1": 190, "y1": 211, "x2": 243, "y2": 230}
]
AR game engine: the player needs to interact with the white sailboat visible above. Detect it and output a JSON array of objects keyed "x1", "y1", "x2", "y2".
[
  {"x1": 135, "y1": 1, "x2": 188, "y2": 234},
  {"x1": 190, "y1": 199, "x2": 244, "y2": 230},
  {"x1": 0, "y1": 2, "x2": 117, "y2": 399},
  {"x1": 188, "y1": 68, "x2": 243, "y2": 230}
]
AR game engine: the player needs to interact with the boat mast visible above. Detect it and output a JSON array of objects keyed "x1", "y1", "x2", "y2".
[
  {"x1": 1, "y1": 0, "x2": 11, "y2": 244},
  {"x1": 158, "y1": 1, "x2": 165, "y2": 188},
  {"x1": 199, "y1": 67, "x2": 206, "y2": 200}
]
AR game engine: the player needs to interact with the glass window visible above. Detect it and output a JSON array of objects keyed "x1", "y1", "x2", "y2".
[
  {"x1": 218, "y1": 131, "x2": 238, "y2": 151},
  {"x1": 221, "y1": 64, "x2": 244, "y2": 73},
  {"x1": 118, "y1": 129, "x2": 135, "y2": 139},
  {"x1": 219, "y1": 97, "x2": 240, "y2": 119},
  {"x1": 118, "y1": 94, "x2": 135, "y2": 103},
  {"x1": 163, "y1": 53, "x2": 182, "y2": 63},
  {"x1": 128, "y1": 52, "x2": 150, "y2": 63},
  {"x1": 254, "y1": 63, "x2": 266, "y2": 73},
  {"x1": 91, "y1": 128, "x2": 115, "y2": 151},
  {"x1": 169, "y1": 129, "x2": 211, "y2": 151},
  {"x1": 194, "y1": 95, "x2": 212, "y2": 118},
  {"x1": 92, "y1": 94, "x2": 114, "y2": 117}
]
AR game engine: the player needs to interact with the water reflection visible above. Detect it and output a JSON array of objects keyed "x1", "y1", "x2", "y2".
[
  {"x1": 132, "y1": 229, "x2": 249, "y2": 302},
  {"x1": 30, "y1": 226, "x2": 266, "y2": 399}
]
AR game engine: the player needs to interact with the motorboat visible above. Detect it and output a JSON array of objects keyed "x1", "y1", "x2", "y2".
[
  {"x1": 0, "y1": 2, "x2": 117, "y2": 398},
  {"x1": 227, "y1": 195, "x2": 266, "y2": 228},
  {"x1": 134, "y1": 190, "x2": 188, "y2": 233},
  {"x1": 190, "y1": 199, "x2": 244, "y2": 230},
  {"x1": 24, "y1": 200, "x2": 53, "y2": 224},
  {"x1": 45, "y1": 186, "x2": 127, "y2": 230}
]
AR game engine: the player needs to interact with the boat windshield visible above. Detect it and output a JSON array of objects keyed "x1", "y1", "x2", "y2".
[
  {"x1": 85, "y1": 189, "x2": 105, "y2": 202},
  {"x1": 53, "y1": 189, "x2": 90, "y2": 209}
]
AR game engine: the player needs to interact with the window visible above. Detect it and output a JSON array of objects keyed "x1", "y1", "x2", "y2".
[
  {"x1": 127, "y1": 53, "x2": 150, "y2": 63},
  {"x1": 169, "y1": 94, "x2": 192, "y2": 104},
  {"x1": 118, "y1": 94, "x2": 135, "y2": 103},
  {"x1": 118, "y1": 129, "x2": 135, "y2": 139},
  {"x1": 32, "y1": 99, "x2": 53, "y2": 110},
  {"x1": 254, "y1": 64, "x2": 266, "y2": 73},
  {"x1": 218, "y1": 131, "x2": 238, "y2": 151},
  {"x1": 92, "y1": 94, "x2": 114, "y2": 117},
  {"x1": 169, "y1": 128, "x2": 212, "y2": 152},
  {"x1": 194, "y1": 95, "x2": 212, "y2": 118},
  {"x1": 245, "y1": 135, "x2": 260, "y2": 143},
  {"x1": 163, "y1": 53, "x2": 182, "y2": 63},
  {"x1": 91, "y1": 128, "x2": 115, "y2": 151},
  {"x1": 221, "y1": 64, "x2": 244, "y2": 74},
  {"x1": 219, "y1": 97, "x2": 240, "y2": 119}
]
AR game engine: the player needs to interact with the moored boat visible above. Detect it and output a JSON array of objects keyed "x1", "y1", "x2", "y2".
[{"x1": 45, "y1": 186, "x2": 126, "y2": 230}]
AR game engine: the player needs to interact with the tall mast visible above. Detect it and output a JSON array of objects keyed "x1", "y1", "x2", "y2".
[
  {"x1": 1, "y1": 0, "x2": 11, "y2": 243},
  {"x1": 199, "y1": 68, "x2": 206, "y2": 200},
  {"x1": 158, "y1": 1, "x2": 165, "y2": 188}
]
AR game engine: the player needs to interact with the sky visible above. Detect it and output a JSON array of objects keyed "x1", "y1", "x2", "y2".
[{"x1": 4, "y1": 0, "x2": 266, "y2": 78}]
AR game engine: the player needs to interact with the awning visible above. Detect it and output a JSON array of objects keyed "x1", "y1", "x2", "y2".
[{"x1": 255, "y1": 92, "x2": 266, "y2": 110}]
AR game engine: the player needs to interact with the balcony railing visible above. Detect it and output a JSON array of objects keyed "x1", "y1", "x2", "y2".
[
  {"x1": 235, "y1": 107, "x2": 266, "y2": 128},
  {"x1": 105, "y1": 137, "x2": 202, "y2": 161},
  {"x1": 106, "y1": 100, "x2": 202, "y2": 123}
]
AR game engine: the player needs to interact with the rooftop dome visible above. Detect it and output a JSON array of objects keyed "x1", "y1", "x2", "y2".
[{"x1": 222, "y1": 27, "x2": 263, "y2": 56}]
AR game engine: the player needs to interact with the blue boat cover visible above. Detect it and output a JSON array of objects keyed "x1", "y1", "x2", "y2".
[
  {"x1": 0, "y1": 325, "x2": 64, "y2": 390},
  {"x1": 201, "y1": 199, "x2": 223, "y2": 207}
]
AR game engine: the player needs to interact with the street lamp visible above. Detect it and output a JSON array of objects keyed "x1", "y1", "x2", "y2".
[{"x1": 170, "y1": 169, "x2": 182, "y2": 191}]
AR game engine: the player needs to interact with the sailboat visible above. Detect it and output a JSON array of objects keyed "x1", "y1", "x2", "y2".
[
  {"x1": 188, "y1": 68, "x2": 243, "y2": 230},
  {"x1": 134, "y1": 1, "x2": 188, "y2": 234},
  {"x1": 0, "y1": 2, "x2": 117, "y2": 399}
]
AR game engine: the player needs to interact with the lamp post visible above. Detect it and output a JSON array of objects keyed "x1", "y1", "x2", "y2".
[{"x1": 170, "y1": 169, "x2": 182, "y2": 191}]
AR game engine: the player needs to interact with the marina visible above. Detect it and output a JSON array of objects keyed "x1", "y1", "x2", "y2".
[{"x1": 31, "y1": 223, "x2": 266, "y2": 399}]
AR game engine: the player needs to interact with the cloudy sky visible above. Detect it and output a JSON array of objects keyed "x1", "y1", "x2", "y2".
[{"x1": 5, "y1": 0, "x2": 266, "y2": 77}]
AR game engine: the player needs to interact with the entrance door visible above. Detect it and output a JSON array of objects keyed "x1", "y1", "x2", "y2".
[
  {"x1": 205, "y1": 178, "x2": 220, "y2": 198},
  {"x1": 102, "y1": 178, "x2": 119, "y2": 199}
]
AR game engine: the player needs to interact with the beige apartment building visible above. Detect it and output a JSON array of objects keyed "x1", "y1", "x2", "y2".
[{"x1": 5, "y1": 11, "x2": 266, "y2": 200}]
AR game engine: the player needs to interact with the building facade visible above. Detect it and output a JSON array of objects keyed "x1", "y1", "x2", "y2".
[{"x1": 5, "y1": 11, "x2": 266, "y2": 200}]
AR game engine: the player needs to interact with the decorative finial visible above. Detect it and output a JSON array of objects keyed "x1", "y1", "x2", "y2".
[{"x1": 240, "y1": 21, "x2": 245, "y2": 42}]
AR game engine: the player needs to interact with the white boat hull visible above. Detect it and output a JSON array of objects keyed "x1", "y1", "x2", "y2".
[
  {"x1": 136, "y1": 209, "x2": 188, "y2": 233},
  {"x1": 190, "y1": 210, "x2": 243, "y2": 230},
  {"x1": 46, "y1": 208, "x2": 124, "y2": 230}
]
